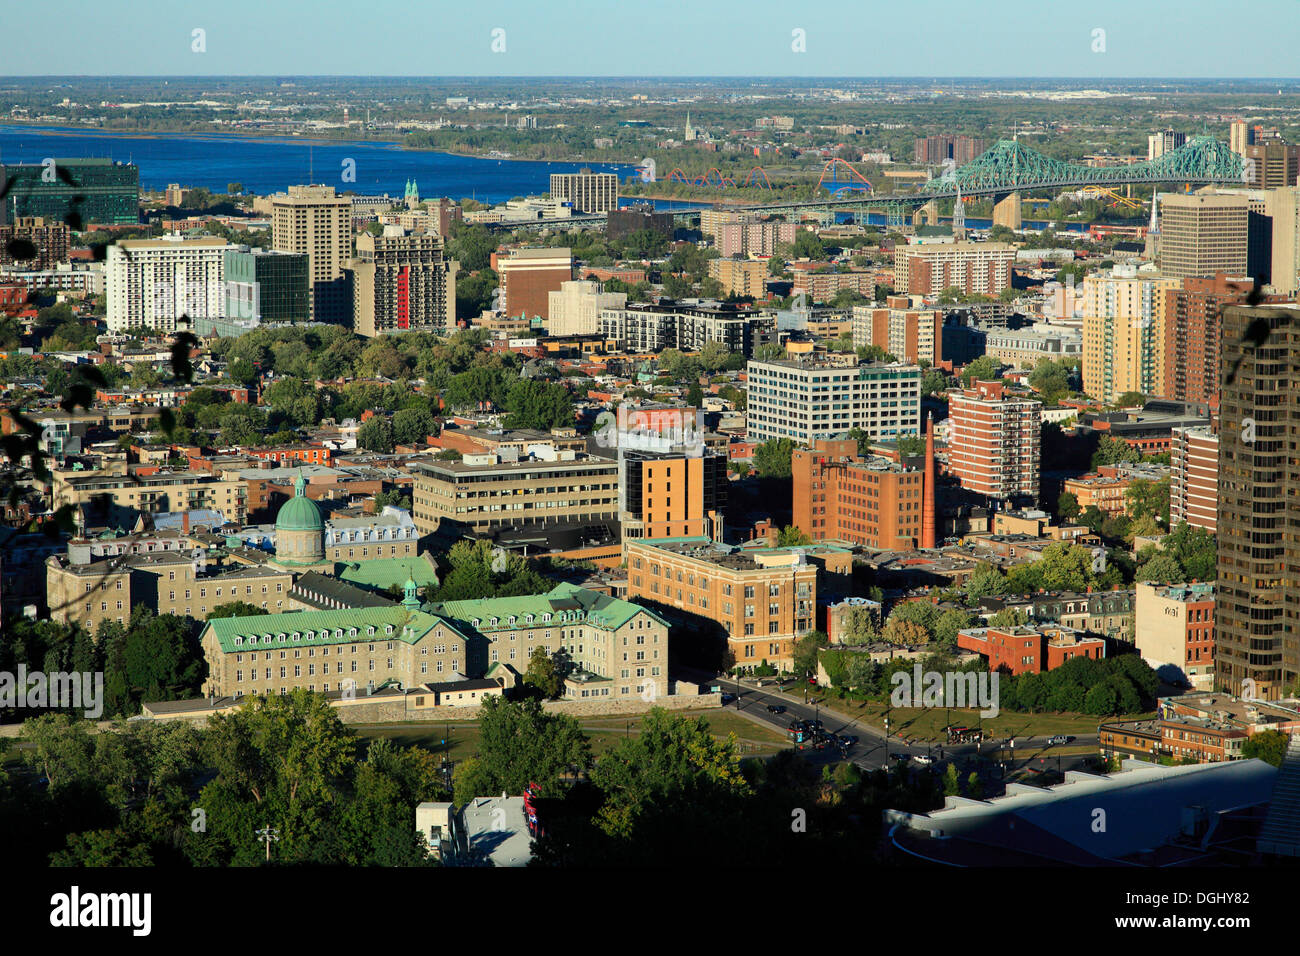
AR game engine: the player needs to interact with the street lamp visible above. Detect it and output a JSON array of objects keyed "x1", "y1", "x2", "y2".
[{"x1": 256, "y1": 826, "x2": 279, "y2": 863}]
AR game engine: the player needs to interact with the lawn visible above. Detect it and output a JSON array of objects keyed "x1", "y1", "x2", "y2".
[{"x1": 350, "y1": 707, "x2": 788, "y2": 763}]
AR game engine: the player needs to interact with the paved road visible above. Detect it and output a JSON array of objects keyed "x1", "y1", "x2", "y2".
[{"x1": 716, "y1": 677, "x2": 1103, "y2": 781}]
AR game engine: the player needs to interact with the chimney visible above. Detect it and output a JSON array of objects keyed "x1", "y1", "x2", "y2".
[
  {"x1": 920, "y1": 411, "x2": 937, "y2": 550},
  {"x1": 182, "y1": 510, "x2": 190, "y2": 534}
]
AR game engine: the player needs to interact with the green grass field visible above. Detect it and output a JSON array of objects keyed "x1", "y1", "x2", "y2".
[{"x1": 350, "y1": 708, "x2": 789, "y2": 763}]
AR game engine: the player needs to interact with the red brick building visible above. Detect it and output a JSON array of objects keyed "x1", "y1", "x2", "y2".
[
  {"x1": 956, "y1": 623, "x2": 1105, "y2": 676},
  {"x1": 1162, "y1": 273, "x2": 1285, "y2": 408},
  {"x1": 946, "y1": 380, "x2": 1041, "y2": 502}
]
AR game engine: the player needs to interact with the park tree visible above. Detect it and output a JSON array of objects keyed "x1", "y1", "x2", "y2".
[
  {"x1": 959, "y1": 355, "x2": 1001, "y2": 387},
  {"x1": 189, "y1": 690, "x2": 358, "y2": 865},
  {"x1": 523, "y1": 646, "x2": 566, "y2": 700},
  {"x1": 753, "y1": 438, "x2": 796, "y2": 479},
  {"x1": 588, "y1": 709, "x2": 752, "y2": 840},
  {"x1": 206, "y1": 601, "x2": 265, "y2": 620},
  {"x1": 452, "y1": 697, "x2": 590, "y2": 804},
  {"x1": 357, "y1": 416, "x2": 395, "y2": 453}
]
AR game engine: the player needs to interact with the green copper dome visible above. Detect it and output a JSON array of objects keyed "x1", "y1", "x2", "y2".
[{"x1": 275, "y1": 474, "x2": 323, "y2": 533}]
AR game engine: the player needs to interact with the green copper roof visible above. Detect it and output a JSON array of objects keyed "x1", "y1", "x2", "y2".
[
  {"x1": 432, "y1": 583, "x2": 665, "y2": 634},
  {"x1": 200, "y1": 584, "x2": 657, "y2": 656},
  {"x1": 203, "y1": 606, "x2": 468, "y2": 655},
  {"x1": 275, "y1": 474, "x2": 323, "y2": 533},
  {"x1": 337, "y1": 556, "x2": 439, "y2": 593}
]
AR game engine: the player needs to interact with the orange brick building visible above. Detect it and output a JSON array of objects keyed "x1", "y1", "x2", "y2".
[{"x1": 791, "y1": 438, "x2": 928, "y2": 549}]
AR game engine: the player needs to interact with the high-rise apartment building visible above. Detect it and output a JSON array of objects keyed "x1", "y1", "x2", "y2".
[
  {"x1": 851, "y1": 297, "x2": 943, "y2": 365},
  {"x1": 1157, "y1": 193, "x2": 1250, "y2": 280},
  {"x1": 714, "y1": 220, "x2": 796, "y2": 258},
  {"x1": 746, "y1": 358, "x2": 922, "y2": 446},
  {"x1": 1216, "y1": 303, "x2": 1300, "y2": 699},
  {"x1": 1081, "y1": 265, "x2": 1180, "y2": 404},
  {"x1": 548, "y1": 169, "x2": 618, "y2": 213},
  {"x1": 270, "y1": 185, "x2": 354, "y2": 324},
  {"x1": 893, "y1": 241, "x2": 1015, "y2": 297},
  {"x1": 946, "y1": 379, "x2": 1041, "y2": 502},
  {"x1": 496, "y1": 247, "x2": 574, "y2": 320},
  {"x1": 106, "y1": 235, "x2": 232, "y2": 333},
  {"x1": 1170, "y1": 425, "x2": 1218, "y2": 533},
  {"x1": 0, "y1": 217, "x2": 69, "y2": 270},
  {"x1": 347, "y1": 226, "x2": 457, "y2": 337},
  {"x1": 1243, "y1": 141, "x2": 1300, "y2": 189},
  {"x1": 913, "y1": 135, "x2": 988, "y2": 165},
  {"x1": 1147, "y1": 129, "x2": 1187, "y2": 161},
  {"x1": 619, "y1": 450, "x2": 728, "y2": 543},
  {"x1": 707, "y1": 258, "x2": 769, "y2": 298},
  {"x1": 0, "y1": 158, "x2": 138, "y2": 226},
  {"x1": 546, "y1": 279, "x2": 627, "y2": 336},
  {"x1": 606, "y1": 204, "x2": 674, "y2": 241},
  {"x1": 1229, "y1": 119, "x2": 1250, "y2": 157},
  {"x1": 1162, "y1": 272, "x2": 1279, "y2": 406}
]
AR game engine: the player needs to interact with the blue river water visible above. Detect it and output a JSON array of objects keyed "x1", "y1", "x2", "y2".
[{"x1": 0, "y1": 124, "x2": 638, "y2": 205}]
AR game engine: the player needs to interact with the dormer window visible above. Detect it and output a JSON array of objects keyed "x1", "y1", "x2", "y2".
[
  {"x1": 367, "y1": 626, "x2": 375, "y2": 636},
  {"x1": 234, "y1": 637, "x2": 243, "y2": 646},
  {"x1": 289, "y1": 633, "x2": 298, "y2": 642}
]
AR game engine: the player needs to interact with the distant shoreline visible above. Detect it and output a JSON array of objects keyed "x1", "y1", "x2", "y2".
[{"x1": 0, "y1": 121, "x2": 633, "y2": 170}]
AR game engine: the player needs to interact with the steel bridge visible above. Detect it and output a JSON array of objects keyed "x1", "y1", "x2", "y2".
[{"x1": 487, "y1": 136, "x2": 1246, "y2": 231}]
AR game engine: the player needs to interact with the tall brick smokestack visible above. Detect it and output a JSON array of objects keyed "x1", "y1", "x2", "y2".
[{"x1": 921, "y1": 411, "x2": 937, "y2": 550}]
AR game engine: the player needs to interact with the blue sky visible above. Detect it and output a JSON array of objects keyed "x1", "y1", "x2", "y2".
[{"x1": 5, "y1": 0, "x2": 1300, "y2": 77}]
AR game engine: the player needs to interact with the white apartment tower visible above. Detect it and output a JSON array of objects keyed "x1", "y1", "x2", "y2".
[{"x1": 106, "y1": 235, "x2": 231, "y2": 333}]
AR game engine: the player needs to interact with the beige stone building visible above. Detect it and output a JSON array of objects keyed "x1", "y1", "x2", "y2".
[
  {"x1": 708, "y1": 258, "x2": 769, "y2": 298},
  {"x1": 53, "y1": 468, "x2": 249, "y2": 528},
  {"x1": 271, "y1": 185, "x2": 354, "y2": 323},
  {"x1": 545, "y1": 279, "x2": 627, "y2": 336},
  {"x1": 200, "y1": 583, "x2": 669, "y2": 703},
  {"x1": 410, "y1": 452, "x2": 618, "y2": 535},
  {"x1": 47, "y1": 551, "x2": 294, "y2": 629}
]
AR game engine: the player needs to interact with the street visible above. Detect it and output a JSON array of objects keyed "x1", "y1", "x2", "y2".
[{"x1": 715, "y1": 677, "x2": 1104, "y2": 786}]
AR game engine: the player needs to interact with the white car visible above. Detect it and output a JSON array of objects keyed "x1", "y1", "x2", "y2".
[{"x1": 913, "y1": 754, "x2": 933, "y2": 765}]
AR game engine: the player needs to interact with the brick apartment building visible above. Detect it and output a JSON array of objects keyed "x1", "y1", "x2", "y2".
[
  {"x1": 946, "y1": 380, "x2": 1041, "y2": 502},
  {"x1": 956, "y1": 623, "x2": 1105, "y2": 676}
]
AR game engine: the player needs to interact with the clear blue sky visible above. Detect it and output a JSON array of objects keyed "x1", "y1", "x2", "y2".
[{"x1": 5, "y1": 0, "x2": 1299, "y2": 78}]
